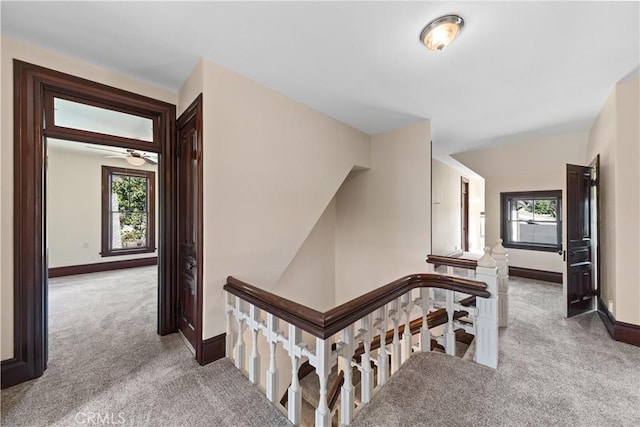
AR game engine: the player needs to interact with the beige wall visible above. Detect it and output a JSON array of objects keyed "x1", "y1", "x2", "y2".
[
  {"x1": 588, "y1": 78, "x2": 640, "y2": 325},
  {"x1": 431, "y1": 159, "x2": 485, "y2": 255},
  {"x1": 586, "y1": 88, "x2": 618, "y2": 314},
  {"x1": 432, "y1": 160, "x2": 461, "y2": 255},
  {"x1": 454, "y1": 132, "x2": 589, "y2": 273},
  {"x1": 468, "y1": 177, "x2": 485, "y2": 253},
  {"x1": 1, "y1": 37, "x2": 177, "y2": 360},
  {"x1": 274, "y1": 198, "x2": 337, "y2": 312},
  {"x1": 178, "y1": 59, "x2": 204, "y2": 116},
  {"x1": 47, "y1": 148, "x2": 158, "y2": 268},
  {"x1": 614, "y1": 78, "x2": 639, "y2": 325},
  {"x1": 191, "y1": 59, "x2": 371, "y2": 339},
  {"x1": 335, "y1": 121, "x2": 431, "y2": 304}
]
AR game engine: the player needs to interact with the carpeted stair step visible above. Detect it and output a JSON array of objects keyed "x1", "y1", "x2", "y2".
[
  {"x1": 301, "y1": 365, "x2": 366, "y2": 408},
  {"x1": 431, "y1": 340, "x2": 470, "y2": 358},
  {"x1": 462, "y1": 338, "x2": 476, "y2": 362}
]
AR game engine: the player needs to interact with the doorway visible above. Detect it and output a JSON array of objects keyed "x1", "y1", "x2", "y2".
[
  {"x1": 461, "y1": 177, "x2": 470, "y2": 252},
  {"x1": 2, "y1": 61, "x2": 196, "y2": 389}
]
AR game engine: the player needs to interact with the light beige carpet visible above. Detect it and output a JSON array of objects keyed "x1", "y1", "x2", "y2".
[
  {"x1": 352, "y1": 277, "x2": 640, "y2": 426},
  {"x1": 0, "y1": 267, "x2": 290, "y2": 427}
]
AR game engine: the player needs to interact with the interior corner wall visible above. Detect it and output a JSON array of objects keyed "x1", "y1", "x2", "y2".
[
  {"x1": 198, "y1": 59, "x2": 371, "y2": 339},
  {"x1": 47, "y1": 149, "x2": 159, "y2": 268},
  {"x1": 274, "y1": 198, "x2": 336, "y2": 312},
  {"x1": 178, "y1": 59, "x2": 204, "y2": 116},
  {"x1": 586, "y1": 78, "x2": 640, "y2": 326},
  {"x1": 453, "y1": 132, "x2": 589, "y2": 273},
  {"x1": 0, "y1": 36, "x2": 177, "y2": 361},
  {"x1": 468, "y1": 177, "x2": 485, "y2": 252},
  {"x1": 586, "y1": 86, "x2": 618, "y2": 317},
  {"x1": 613, "y1": 78, "x2": 640, "y2": 325},
  {"x1": 431, "y1": 159, "x2": 462, "y2": 255},
  {"x1": 431, "y1": 159, "x2": 485, "y2": 255},
  {"x1": 335, "y1": 121, "x2": 431, "y2": 304}
]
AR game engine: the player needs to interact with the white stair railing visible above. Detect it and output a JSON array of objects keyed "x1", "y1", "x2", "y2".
[
  {"x1": 426, "y1": 239, "x2": 509, "y2": 328},
  {"x1": 224, "y1": 269, "x2": 499, "y2": 427}
]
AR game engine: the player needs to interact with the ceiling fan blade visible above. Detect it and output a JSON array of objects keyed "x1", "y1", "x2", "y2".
[
  {"x1": 144, "y1": 157, "x2": 157, "y2": 165},
  {"x1": 106, "y1": 155, "x2": 127, "y2": 158},
  {"x1": 85, "y1": 145, "x2": 126, "y2": 154}
]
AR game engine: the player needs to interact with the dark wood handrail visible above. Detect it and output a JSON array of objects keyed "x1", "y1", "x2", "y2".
[
  {"x1": 225, "y1": 274, "x2": 489, "y2": 339},
  {"x1": 279, "y1": 360, "x2": 316, "y2": 406},
  {"x1": 426, "y1": 254, "x2": 478, "y2": 270},
  {"x1": 327, "y1": 370, "x2": 345, "y2": 411}
]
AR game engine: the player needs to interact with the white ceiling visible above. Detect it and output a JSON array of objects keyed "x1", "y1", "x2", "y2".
[{"x1": 2, "y1": 2, "x2": 639, "y2": 158}]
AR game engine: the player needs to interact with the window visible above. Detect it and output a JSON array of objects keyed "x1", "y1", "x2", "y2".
[
  {"x1": 500, "y1": 190, "x2": 562, "y2": 252},
  {"x1": 53, "y1": 97, "x2": 155, "y2": 142},
  {"x1": 101, "y1": 166, "x2": 155, "y2": 257}
]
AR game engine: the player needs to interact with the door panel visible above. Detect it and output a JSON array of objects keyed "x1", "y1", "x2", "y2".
[
  {"x1": 176, "y1": 101, "x2": 202, "y2": 352},
  {"x1": 566, "y1": 163, "x2": 594, "y2": 317}
]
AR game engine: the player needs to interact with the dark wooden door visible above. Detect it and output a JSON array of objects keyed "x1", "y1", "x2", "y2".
[
  {"x1": 176, "y1": 103, "x2": 202, "y2": 351},
  {"x1": 566, "y1": 163, "x2": 595, "y2": 317}
]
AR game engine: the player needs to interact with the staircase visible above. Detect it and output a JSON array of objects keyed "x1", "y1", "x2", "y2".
[
  {"x1": 223, "y1": 241, "x2": 508, "y2": 426},
  {"x1": 285, "y1": 298, "x2": 478, "y2": 425}
]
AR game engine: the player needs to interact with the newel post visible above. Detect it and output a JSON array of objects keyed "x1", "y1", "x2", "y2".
[
  {"x1": 475, "y1": 247, "x2": 499, "y2": 369},
  {"x1": 492, "y1": 239, "x2": 509, "y2": 328},
  {"x1": 225, "y1": 292, "x2": 235, "y2": 361}
]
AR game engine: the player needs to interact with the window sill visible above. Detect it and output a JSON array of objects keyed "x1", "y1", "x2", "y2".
[
  {"x1": 100, "y1": 248, "x2": 156, "y2": 257},
  {"x1": 502, "y1": 242, "x2": 560, "y2": 253}
]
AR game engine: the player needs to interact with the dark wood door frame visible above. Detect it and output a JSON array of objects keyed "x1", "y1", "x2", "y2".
[
  {"x1": 2, "y1": 60, "x2": 178, "y2": 389},
  {"x1": 590, "y1": 155, "x2": 601, "y2": 300}
]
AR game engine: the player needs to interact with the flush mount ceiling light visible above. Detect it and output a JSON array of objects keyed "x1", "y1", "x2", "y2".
[
  {"x1": 420, "y1": 15, "x2": 464, "y2": 51},
  {"x1": 125, "y1": 156, "x2": 146, "y2": 166}
]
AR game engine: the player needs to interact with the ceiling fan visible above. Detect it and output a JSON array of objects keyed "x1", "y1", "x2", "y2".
[{"x1": 86, "y1": 146, "x2": 157, "y2": 166}]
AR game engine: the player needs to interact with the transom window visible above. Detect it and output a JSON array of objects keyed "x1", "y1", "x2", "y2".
[
  {"x1": 500, "y1": 190, "x2": 562, "y2": 252},
  {"x1": 101, "y1": 166, "x2": 156, "y2": 257}
]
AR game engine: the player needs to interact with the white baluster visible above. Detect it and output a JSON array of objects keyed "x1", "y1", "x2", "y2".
[
  {"x1": 235, "y1": 299, "x2": 246, "y2": 372},
  {"x1": 426, "y1": 261, "x2": 435, "y2": 273},
  {"x1": 315, "y1": 338, "x2": 331, "y2": 427},
  {"x1": 389, "y1": 299, "x2": 401, "y2": 374},
  {"x1": 287, "y1": 325, "x2": 302, "y2": 425},
  {"x1": 340, "y1": 325, "x2": 355, "y2": 426},
  {"x1": 446, "y1": 265, "x2": 454, "y2": 276},
  {"x1": 375, "y1": 307, "x2": 388, "y2": 386},
  {"x1": 476, "y1": 247, "x2": 499, "y2": 369},
  {"x1": 225, "y1": 292, "x2": 235, "y2": 360},
  {"x1": 419, "y1": 288, "x2": 432, "y2": 352},
  {"x1": 401, "y1": 293, "x2": 413, "y2": 363},
  {"x1": 492, "y1": 239, "x2": 509, "y2": 328},
  {"x1": 360, "y1": 315, "x2": 373, "y2": 404},
  {"x1": 445, "y1": 290, "x2": 456, "y2": 356},
  {"x1": 249, "y1": 305, "x2": 261, "y2": 384},
  {"x1": 265, "y1": 314, "x2": 279, "y2": 403}
]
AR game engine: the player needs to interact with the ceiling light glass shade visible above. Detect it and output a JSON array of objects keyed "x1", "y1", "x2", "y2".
[
  {"x1": 420, "y1": 15, "x2": 464, "y2": 51},
  {"x1": 125, "y1": 156, "x2": 146, "y2": 166}
]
